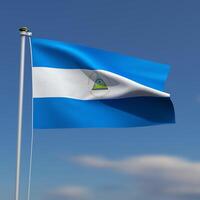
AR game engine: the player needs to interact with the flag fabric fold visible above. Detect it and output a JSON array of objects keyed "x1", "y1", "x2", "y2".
[{"x1": 31, "y1": 37, "x2": 175, "y2": 129}]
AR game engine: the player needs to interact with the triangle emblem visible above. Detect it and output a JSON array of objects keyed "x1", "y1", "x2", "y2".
[{"x1": 92, "y1": 78, "x2": 108, "y2": 90}]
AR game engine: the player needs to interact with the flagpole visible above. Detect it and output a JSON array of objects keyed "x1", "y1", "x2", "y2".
[{"x1": 15, "y1": 27, "x2": 32, "y2": 200}]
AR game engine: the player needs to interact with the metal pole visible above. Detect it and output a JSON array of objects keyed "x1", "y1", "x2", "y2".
[{"x1": 15, "y1": 27, "x2": 32, "y2": 200}]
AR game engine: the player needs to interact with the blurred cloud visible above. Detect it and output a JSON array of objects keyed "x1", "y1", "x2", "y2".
[
  {"x1": 50, "y1": 185, "x2": 91, "y2": 200},
  {"x1": 72, "y1": 155, "x2": 200, "y2": 199}
]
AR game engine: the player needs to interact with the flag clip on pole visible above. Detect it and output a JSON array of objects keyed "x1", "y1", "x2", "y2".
[{"x1": 15, "y1": 27, "x2": 32, "y2": 200}]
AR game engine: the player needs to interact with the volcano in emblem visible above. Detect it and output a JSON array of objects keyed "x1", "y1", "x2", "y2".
[{"x1": 92, "y1": 78, "x2": 108, "y2": 90}]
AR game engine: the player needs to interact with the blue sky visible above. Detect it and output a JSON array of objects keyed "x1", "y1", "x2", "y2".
[{"x1": 0, "y1": 0, "x2": 200, "y2": 200}]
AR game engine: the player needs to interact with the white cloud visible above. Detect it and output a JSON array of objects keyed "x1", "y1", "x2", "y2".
[
  {"x1": 51, "y1": 185, "x2": 91, "y2": 199},
  {"x1": 72, "y1": 155, "x2": 200, "y2": 198},
  {"x1": 72, "y1": 155, "x2": 112, "y2": 168}
]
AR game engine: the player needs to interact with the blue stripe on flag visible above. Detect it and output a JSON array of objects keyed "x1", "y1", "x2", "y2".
[
  {"x1": 31, "y1": 38, "x2": 170, "y2": 91},
  {"x1": 33, "y1": 97, "x2": 175, "y2": 129}
]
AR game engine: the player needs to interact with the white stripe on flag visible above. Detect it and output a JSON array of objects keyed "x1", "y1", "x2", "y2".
[{"x1": 32, "y1": 67, "x2": 170, "y2": 100}]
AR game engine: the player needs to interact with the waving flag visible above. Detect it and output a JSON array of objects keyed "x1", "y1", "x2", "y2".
[{"x1": 30, "y1": 38, "x2": 175, "y2": 128}]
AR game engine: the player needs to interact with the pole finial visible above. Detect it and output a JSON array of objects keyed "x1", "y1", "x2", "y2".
[
  {"x1": 19, "y1": 27, "x2": 32, "y2": 36},
  {"x1": 19, "y1": 27, "x2": 29, "y2": 32}
]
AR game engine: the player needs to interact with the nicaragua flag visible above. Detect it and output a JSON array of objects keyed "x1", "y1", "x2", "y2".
[{"x1": 30, "y1": 38, "x2": 175, "y2": 129}]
